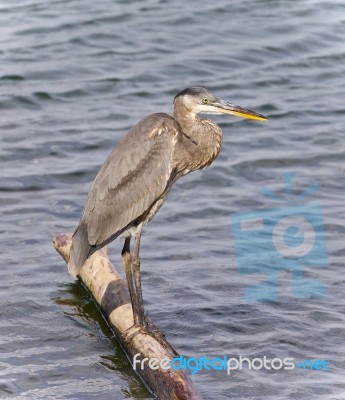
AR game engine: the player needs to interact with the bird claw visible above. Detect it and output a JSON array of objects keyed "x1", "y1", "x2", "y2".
[
  {"x1": 122, "y1": 324, "x2": 142, "y2": 344},
  {"x1": 123, "y1": 313, "x2": 168, "y2": 348},
  {"x1": 142, "y1": 314, "x2": 172, "y2": 348}
]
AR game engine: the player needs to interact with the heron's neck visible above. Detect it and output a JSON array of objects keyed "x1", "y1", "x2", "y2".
[
  {"x1": 173, "y1": 107, "x2": 196, "y2": 134},
  {"x1": 172, "y1": 111, "x2": 223, "y2": 172}
]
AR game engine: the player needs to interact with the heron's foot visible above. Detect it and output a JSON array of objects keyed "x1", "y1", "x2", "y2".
[
  {"x1": 124, "y1": 315, "x2": 177, "y2": 354},
  {"x1": 141, "y1": 315, "x2": 179, "y2": 356},
  {"x1": 141, "y1": 313, "x2": 170, "y2": 347},
  {"x1": 132, "y1": 311, "x2": 165, "y2": 342},
  {"x1": 123, "y1": 323, "x2": 146, "y2": 344},
  {"x1": 122, "y1": 307, "x2": 149, "y2": 343}
]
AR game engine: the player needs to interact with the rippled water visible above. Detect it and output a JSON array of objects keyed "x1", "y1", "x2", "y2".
[{"x1": 1, "y1": 0, "x2": 345, "y2": 399}]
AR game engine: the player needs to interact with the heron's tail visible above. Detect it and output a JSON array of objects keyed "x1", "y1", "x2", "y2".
[{"x1": 68, "y1": 223, "x2": 92, "y2": 277}]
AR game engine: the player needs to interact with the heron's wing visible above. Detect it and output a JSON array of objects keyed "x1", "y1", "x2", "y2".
[{"x1": 82, "y1": 113, "x2": 180, "y2": 247}]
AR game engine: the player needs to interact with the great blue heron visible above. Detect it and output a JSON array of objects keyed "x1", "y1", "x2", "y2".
[{"x1": 68, "y1": 87, "x2": 267, "y2": 330}]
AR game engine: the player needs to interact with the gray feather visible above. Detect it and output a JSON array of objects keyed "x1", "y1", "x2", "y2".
[
  {"x1": 68, "y1": 223, "x2": 92, "y2": 276},
  {"x1": 69, "y1": 113, "x2": 180, "y2": 273}
]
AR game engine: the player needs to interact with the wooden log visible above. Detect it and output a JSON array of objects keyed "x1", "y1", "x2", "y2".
[{"x1": 53, "y1": 233, "x2": 199, "y2": 400}]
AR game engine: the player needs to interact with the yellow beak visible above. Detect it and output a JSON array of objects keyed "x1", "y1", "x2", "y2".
[{"x1": 217, "y1": 101, "x2": 268, "y2": 121}]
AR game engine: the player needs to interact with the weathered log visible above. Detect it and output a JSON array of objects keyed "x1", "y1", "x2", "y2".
[{"x1": 53, "y1": 233, "x2": 199, "y2": 400}]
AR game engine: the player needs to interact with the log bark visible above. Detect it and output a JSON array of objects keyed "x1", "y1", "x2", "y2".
[{"x1": 53, "y1": 233, "x2": 199, "y2": 400}]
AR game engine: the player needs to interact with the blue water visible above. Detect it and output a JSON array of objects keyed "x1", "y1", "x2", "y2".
[{"x1": 1, "y1": 0, "x2": 345, "y2": 398}]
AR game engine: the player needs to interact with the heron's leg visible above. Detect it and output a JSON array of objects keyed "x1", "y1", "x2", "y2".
[
  {"x1": 132, "y1": 226, "x2": 145, "y2": 327},
  {"x1": 121, "y1": 237, "x2": 139, "y2": 324}
]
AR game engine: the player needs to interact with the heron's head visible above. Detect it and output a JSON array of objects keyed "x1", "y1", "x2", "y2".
[{"x1": 174, "y1": 87, "x2": 267, "y2": 121}]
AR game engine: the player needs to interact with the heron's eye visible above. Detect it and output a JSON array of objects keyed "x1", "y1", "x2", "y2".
[{"x1": 202, "y1": 98, "x2": 209, "y2": 104}]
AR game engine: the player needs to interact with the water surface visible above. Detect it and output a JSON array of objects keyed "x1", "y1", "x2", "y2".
[{"x1": 1, "y1": 0, "x2": 345, "y2": 398}]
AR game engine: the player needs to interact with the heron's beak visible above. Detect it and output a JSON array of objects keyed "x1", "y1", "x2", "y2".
[{"x1": 216, "y1": 101, "x2": 268, "y2": 121}]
